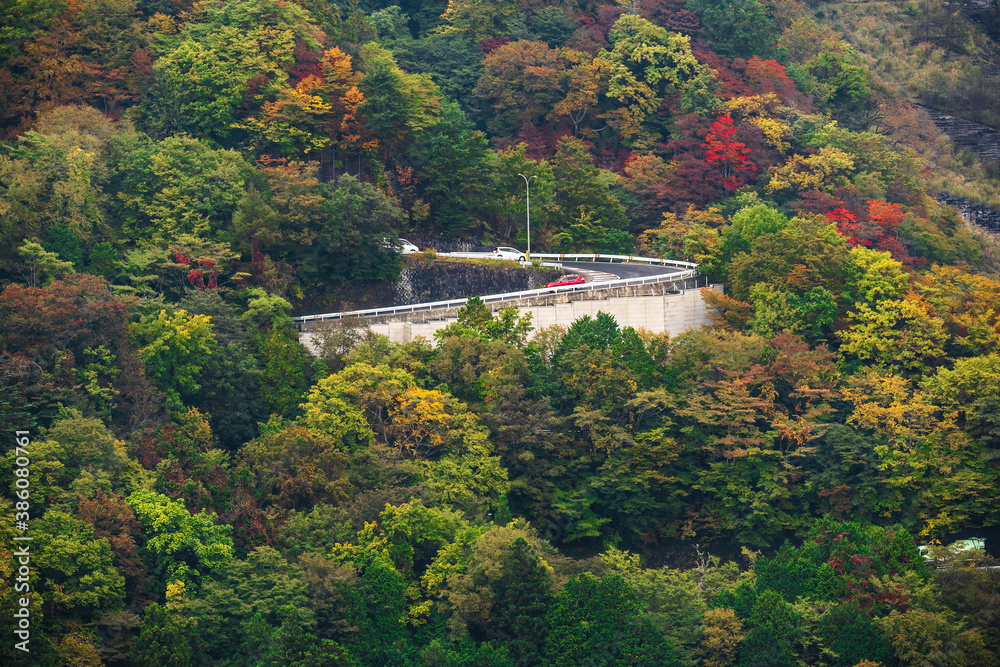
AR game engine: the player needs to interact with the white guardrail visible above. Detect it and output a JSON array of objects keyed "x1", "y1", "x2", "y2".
[{"x1": 295, "y1": 254, "x2": 699, "y2": 326}]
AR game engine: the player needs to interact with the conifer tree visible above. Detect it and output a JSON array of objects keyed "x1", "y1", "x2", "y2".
[{"x1": 487, "y1": 537, "x2": 554, "y2": 666}]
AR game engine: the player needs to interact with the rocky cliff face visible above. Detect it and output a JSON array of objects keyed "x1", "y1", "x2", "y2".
[
  {"x1": 915, "y1": 104, "x2": 1000, "y2": 233},
  {"x1": 917, "y1": 104, "x2": 1000, "y2": 164},
  {"x1": 933, "y1": 192, "x2": 1000, "y2": 234},
  {"x1": 296, "y1": 257, "x2": 563, "y2": 316}
]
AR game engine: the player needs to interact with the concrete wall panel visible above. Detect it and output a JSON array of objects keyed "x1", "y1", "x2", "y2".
[{"x1": 301, "y1": 284, "x2": 723, "y2": 352}]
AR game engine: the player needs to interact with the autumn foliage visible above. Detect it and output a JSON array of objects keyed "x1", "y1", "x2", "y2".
[
  {"x1": 702, "y1": 114, "x2": 756, "y2": 189},
  {"x1": 1, "y1": 0, "x2": 999, "y2": 664}
]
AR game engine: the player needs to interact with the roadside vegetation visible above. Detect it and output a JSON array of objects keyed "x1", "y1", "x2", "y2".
[{"x1": 2, "y1": 0, "x2": 1000, "y2": 664}]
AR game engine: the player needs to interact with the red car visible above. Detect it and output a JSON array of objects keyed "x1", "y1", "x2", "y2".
[{"x1": 545, "y1": 274, "x2": 586, "y2": 288}]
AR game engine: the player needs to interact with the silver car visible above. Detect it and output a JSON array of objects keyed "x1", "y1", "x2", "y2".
[{"x1": 493, "y1": 246, "x2": 526, "y2": 261}]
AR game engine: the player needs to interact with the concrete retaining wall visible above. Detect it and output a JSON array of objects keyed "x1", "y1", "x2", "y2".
[{"x1": 301, "y1": 283, "x2": 723, "y2": 351}]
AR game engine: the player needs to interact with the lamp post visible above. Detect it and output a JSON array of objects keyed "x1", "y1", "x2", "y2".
[{"x1": 517, "y1": 173, "x2": 536, "y2": 260}]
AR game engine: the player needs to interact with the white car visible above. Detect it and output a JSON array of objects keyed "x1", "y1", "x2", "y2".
[
  {"x1": 493, "y1": 246, "x2": 526, "y2": 261},
  {"x1": 385, "y1": 238, "x2": 420, "y2": 254}
]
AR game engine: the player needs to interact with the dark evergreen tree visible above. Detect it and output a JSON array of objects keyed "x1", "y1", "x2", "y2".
[
  {"x1": 544, "y1": 573, "x2": 678, "y2": 667},
  {"x1": 318, "y1": 174, "x2": 405, "y2": 284},
  {"x1": 43, "y1": 222, "x2": 83, "y2": 269},
  {"x1": 265, "y1": 605, "x2": 356, "y2": 666},
  {"x1": 346, "y1": 558, "x2": 412, "y2": 666},
  {"x1": 180, "y1": 290, "x2": 268, "y2": 449},
  {"x1": 527, "y1": 7, "x2": 578, "y2": 48},
  {"x1": 87, "y1": 241, "x2": 119, "y2": 280},
  {"x1": 685, "y1": 0, "x2": 779, "y2": 59},
  {"x1": 555, "y1": 311, "x2": 621, "y2": 359},
  {"x1": 754, "y1": 542, "x2": 846, "y2": 603},
  {"x1": 240, "y1": 612, "x2": 277, "y2": 665},
  {"x1": 412, "y1": 100, "x2": 489, "y2": 237},
  {"x1": 0, "y1": 362, "x2": 32, "y2": 443},
  {"x1": 391, "y1": 32, "x2": 485, "y2": 119},
  {"x1": 736, "y1": 590, "x2": 798, "y2": 667},
  {"x1": 131, "y1": 603, "x2": 198, "y2": 667},
  {"x1": 820, "y1": 602, "x2": 897, "y2": 667},
  {"x1": 486, "y1": 537, "x2": 554, "y2": 666},
  {"x1": 612, "y1": 326, "x2": 657, "y2": 390}
]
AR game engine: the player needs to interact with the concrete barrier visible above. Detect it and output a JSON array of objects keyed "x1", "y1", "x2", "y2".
[{"x1": 301, "y1": 283, "x2": 723, "y2": 351}]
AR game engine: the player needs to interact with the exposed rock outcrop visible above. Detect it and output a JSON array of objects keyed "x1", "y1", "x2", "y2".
[
  {"x1": 933, "y1": 191, "x2": 1000, "y2": 234},
  {"x1": 296, "y1": 257, "x2": 562, "y2": 316},
  {"x1": 917, "y1": 104, "x2": 1000, "y2": 164}
]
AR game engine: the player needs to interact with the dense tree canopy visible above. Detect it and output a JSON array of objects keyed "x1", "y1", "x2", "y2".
[{"x1": 2, "y1": 0, "x2": 1000, "y2": 663}]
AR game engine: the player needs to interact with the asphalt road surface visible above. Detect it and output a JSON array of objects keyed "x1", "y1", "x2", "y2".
[
  {"x1": 559, "y1": 261, "x2": 690, "y2": 280},
  {"x1": 436, "y1": 252, "x2": 691, "y2": 281}
]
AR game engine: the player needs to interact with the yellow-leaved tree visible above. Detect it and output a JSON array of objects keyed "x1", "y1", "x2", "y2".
[
  {"x1": 130, "y1": 308, "x2": 216, "y2": 411},
  {"x1": 722, "y1": 94, "x2": 792, "y2": 151},
  {"x1": 844, "y1": 368, "x2": 996, "y2": 536},
  {"x1": 437, "y1": 0, "x2": 520, "y2": 39},
  {"x1": 766, "y1": 146, "x2": 856, "y2": 193},
  {"x1": 839, "y1": 297, "x2": 948, "y2": 374}
]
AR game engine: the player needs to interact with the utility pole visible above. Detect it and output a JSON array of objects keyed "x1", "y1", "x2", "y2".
[{"x1": 518, "y1": 173, "x2": 537, "y2": 260}]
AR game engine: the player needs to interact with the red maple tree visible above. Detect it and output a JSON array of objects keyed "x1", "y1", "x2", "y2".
[
  {"x1": 743, "y1": 57, "x2": 811, "y2": 108},
  {"x1": 827, "y1": 200, "x2": 921, "y2": 266},
  {"x1": 174, "y1": 251, "x2": 218, "y2": 290},
  {"x1": 825, "y1": 207, "x2": 868, "y2": 247},
  {"x1": 866, "y1": 200, "x2": 905, "y2": 236},
  {"x1": 701, "y1": 114, "x2": 756, "y2": 190}
]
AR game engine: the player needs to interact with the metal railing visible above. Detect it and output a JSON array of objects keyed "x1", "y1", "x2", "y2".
[
  {"x1": 295, "y1": 255, "x2": 699, "y2": 326},
  {"x1": 439, "y1": 251, "x2": 698, "y2": 270},
  {"x1": 531, "y1": 253, "x2": 697, "y2": 269}
]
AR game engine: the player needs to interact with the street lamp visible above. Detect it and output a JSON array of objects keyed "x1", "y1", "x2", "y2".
[{"x1": 517, "y1": 173, "x2": 536, "y2": 260}]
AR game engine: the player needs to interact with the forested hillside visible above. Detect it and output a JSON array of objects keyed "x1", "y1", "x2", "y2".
[{"x1": 2, "y1": 0, "x2": 1000, "y2": 665}]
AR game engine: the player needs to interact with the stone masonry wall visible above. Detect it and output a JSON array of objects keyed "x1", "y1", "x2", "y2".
[{"x1": 296, "y1": 257, "x2": 563, "y2": 316}]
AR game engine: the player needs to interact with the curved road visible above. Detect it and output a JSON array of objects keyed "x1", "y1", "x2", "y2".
[
  {"x1": 437, "y1": 252, "x2": 692, "y2": 281},
  {"x1": 559, "y1": 260, "x2": 687, "y2": 280},
  {"x1": 295, "y1": 258, "x2": 696, "y2": 325}
]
